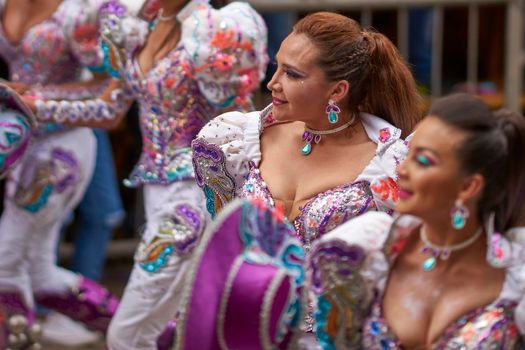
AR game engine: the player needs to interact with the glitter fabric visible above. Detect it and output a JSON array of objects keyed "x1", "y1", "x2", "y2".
[
  {"x1": 13, "y1": 148, "x2": 79, "y2": 213},
  {"x1": 0, "y1": 0, "x2": 104, "y2": 136},
  {"x1": 193, "y1": 107, "x2": 406, "y2": 247},
  {"x1": 363, "y1": 219, "x2": 525, "y2": 349},
  {"x1": 192, "y1": 138, "x2": 236, "y2": 218},
  {"x1": 102, "y1": 0, "x2": 268, "y2": 187},
  {"x1": 309, "y1": 239, "x2": 368, "y2": 350},
  {"x1": 135, "y1": 203, "x2": 205, "y2": 273},
  {"x1": 240, "y1": 162, "x2": 375, "y2": 248},
  {"x1": 363, "y1": 298, "x2": 521, "y2": 349}
]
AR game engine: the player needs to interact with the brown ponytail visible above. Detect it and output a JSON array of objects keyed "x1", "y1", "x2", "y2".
[
  {"x1": 293, "y1": 12, "x2": 422, "y2": 137},
  {"x1": 362, "y1": 31, "x2": 422, "y2": 137}
]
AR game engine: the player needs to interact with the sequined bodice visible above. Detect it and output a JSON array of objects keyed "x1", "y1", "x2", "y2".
[
  {"x1": 0, "y1": 0, "x2": 101, "y2": 136},
  {"x1": 363, "y1": 297, "x2": 521, "y2": 349},
  {"x1": 122, "y1": 44, "x2": 223, "y2": 187},
  {"x1": 0, "y1": 9, "x2": 75, "y2": 84},
  {"x1": 240, "y1": 162, "x2": 376, "y2": 248},
  {"x1": 0, "y1": 1, "x2": 100, "y2": 84}
]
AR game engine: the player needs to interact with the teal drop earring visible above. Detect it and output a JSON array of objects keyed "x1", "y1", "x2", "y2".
[
  {"x1": 451, "y1": 200, "x2": 469, "y2": 230},
  {"x1": 326, "y1": 99, "x2": 340, "y2": 124}
]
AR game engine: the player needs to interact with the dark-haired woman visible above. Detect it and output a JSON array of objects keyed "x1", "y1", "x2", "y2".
[{"x1": 311, "y1": 93, "x2": 525, "y2": 348}]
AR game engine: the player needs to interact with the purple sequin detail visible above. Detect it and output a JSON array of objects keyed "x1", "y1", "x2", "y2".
[
  {"x1": 35, "y1": 277, "x2": 119, "y2": 332},
  {"x1": 363, "y1": 297, "x2": 520, "y2": 349},
  {"x1": 172, "y1": 204, "x2": 204, "y2": 255},
  {"x1": 309, "y1": 240, "x2": 365, "y2": 294},
  {"x1": 240, "y1": 163, "x2": 374, "y2": 247},
  {"x1": 99, "y1": 1, "x2": 127, "y2": 17},
  {"x1": 51, "y1": 148, "x2": 79, "y2": 192},
  {"x1": 192, "y1": 138, "x2": 225, "y2": 187}
]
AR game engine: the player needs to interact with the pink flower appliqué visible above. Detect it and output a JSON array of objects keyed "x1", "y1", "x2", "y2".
[
  {"x1": 379, "y1": 128, "x2": 391, "y2": 143},
  {"x1": 212, "y1": 52, "x2": 236, "y2": 72}
]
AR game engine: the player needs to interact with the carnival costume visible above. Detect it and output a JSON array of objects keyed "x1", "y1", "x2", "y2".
[
  {"x1": 192, "y1": 104, "x2": 410, "y2": 346},
  {"x1": 0, "y1": 1, "x2": 119, "y2": 348},
  {"x1": 31, "y1": 0, "x2": 268, "y2": 348},
  {"x1": 192, "y1": 104, "x2": 408, "y2": 249},
  {"x1": 309, "y1": 211, "x2": 525, "y2": 349},
  {"x1": 175, "y1": 198, "x2": 306, "y2": 350}
]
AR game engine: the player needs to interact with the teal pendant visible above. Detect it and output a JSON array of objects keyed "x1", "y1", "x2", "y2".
[
  {"x1": 328, "y1": 111, "x2": 338, "y2": 124},
  {"x1": 452, "y1": 213, "x2": 466, "y2": 230},
  {"x1": 301, "y1": 142, "x2": 312, "y2": 156},
  {"x1": 422, "y1": 257, "x2": 436, "y2": 271}
]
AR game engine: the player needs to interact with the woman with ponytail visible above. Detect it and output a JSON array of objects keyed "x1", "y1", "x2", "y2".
[
  {"x1": 188, "y1": 11, "x2": 420, "y2": 347},
  {"x1": 192, "y1": 11, "x2": 421, "y2": 253},
  {"x1": 310, "y1": 93, "x2": 525, "y2": 348}
]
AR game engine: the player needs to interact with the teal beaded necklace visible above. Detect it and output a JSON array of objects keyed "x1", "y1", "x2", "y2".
[
  {"x1": 420, "y1": 226, "x2": 483, "y2": 271},
  {"x1": 301, "y1": 120, "x2": 354, "y2": 156}
]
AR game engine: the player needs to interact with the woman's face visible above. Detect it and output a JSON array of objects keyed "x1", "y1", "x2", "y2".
[
  {"x1": 396, "y1": 116, "x2": 471, "y2": 223},
  {"x1": 266, "y1": 33, "x2": 338, "y2": 124}
]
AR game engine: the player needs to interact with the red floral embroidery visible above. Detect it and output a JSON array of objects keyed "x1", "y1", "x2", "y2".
[
  {"x1": 211, "y1": 52, "x2": 236, "y2": 72},
  {"x1": 389, "y1": 238, "x2": 407, "y2": 255},
  {"x1": 211, "y1": 29, "x2": 254, "y2": 51},
  {"x1": 371, "y1": 177, "x2": 399, "y2": 202},
  {"x1": 211, "y1": 30, "x2": 236, "y2": 50},
  {"x1": 73, "y1": 24, "x2": 98, "y2": 43},
  {"x1": 379, "y1": 128, "x2": 391, "y2": 143}
]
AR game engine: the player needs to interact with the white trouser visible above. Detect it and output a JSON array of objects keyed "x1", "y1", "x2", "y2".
[
  {"x1": 107, "y1": 179, "x2": 209, "y2": 350},
  {"x1": 0, "y1": 128, "x2": 96, "y2": 307}
]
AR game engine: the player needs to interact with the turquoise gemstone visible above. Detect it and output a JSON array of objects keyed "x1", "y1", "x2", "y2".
[
  {"x1": 5, "y1": 131, "x2": 20, "y2": 145},
  {"x1": 422, "y1": 257, "x2": 436, "y2": 271},
  {"x1": 452, "y1": 213, "x2": 466, "y2": 229},
  {"x1": 328, "y1": 111, "x2": 338, "y2": 124},
  {"x1": 301, "y1": 142, "x2": 312, "y2": 156}
]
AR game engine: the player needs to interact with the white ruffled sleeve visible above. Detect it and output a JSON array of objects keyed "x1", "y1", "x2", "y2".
[
  {"x1": 98, "y1": 1, "x2": 148, "y2": 78},
  {"x1": 61, "y1": 0, "x2": 105, "y2": 70},
  {"x1": 192, "y1": 109, "x2": 262, "y2": 218},
  {"x1": 179, "y1": 1, "x2": 268, "y2": 107},
  {"x1": 357, "y1": 127, "x2": 411, "y2": 214},
  {"x1": 503, "y1": 227, "x2": 525, "y2": 335},
  {"x1": 307, "y1": 211, "x2": 393, "y2": 349}
]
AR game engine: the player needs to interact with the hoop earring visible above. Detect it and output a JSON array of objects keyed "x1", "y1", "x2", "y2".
[
  {"x1": 451, "y1": 199, "x2": 469, "y2": 230},
  {"x1": 326, "y1": 99, "x2": 340, "y2": 124}
]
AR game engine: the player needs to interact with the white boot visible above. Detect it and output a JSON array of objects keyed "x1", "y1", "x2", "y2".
[{"x1": 41, "y1": 311, "x2": 101, "y2": 347}]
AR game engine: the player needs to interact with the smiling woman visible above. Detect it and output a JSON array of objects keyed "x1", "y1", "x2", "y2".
[
  {"x1": 192, "y1": 11, "x2": 421, "y2": 247},
  {"x1": 311, "y1": 93, "x2": 525, "y2": 349},
  {"x1": 190, "y1": 10, "x2": 422, "y2": 347}
]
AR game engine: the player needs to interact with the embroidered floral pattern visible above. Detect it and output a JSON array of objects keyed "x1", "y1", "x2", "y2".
[
  {"x1": 0, "y1": 0, "x2": 104, "y2": 137},
  {"x1": 136, "y1": 204, "x2": 204, "y2": 273},
  {"x1": 14, "y1": 148, "x2": 79, "y2": 213},
  {"x1": 371, "y1": 177, "x2": 399, "y2": 203},
  {"x1": 379, "y1": 128, "x2": 392, "y2": 143},
  {"x1": 192, "y1": 139, "x2": 236, "y2": 218},
  {"x1": 96, "y1": 1, "x2": 266, "y2": 187},
  {"x1": 241, "y1": 163, "x2": 375, "y2": 248},
  {"x1": 309, "y1": 239, "x2": 367, "y2": 350}
]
